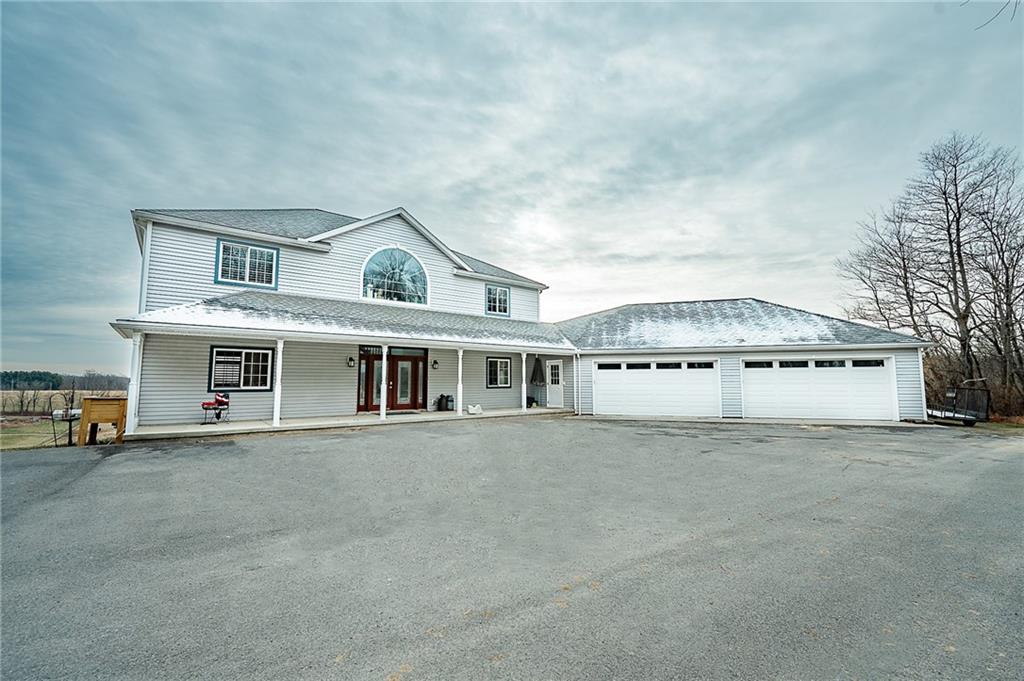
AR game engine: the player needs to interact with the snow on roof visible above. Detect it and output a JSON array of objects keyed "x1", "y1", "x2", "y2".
[
  {"x1": 117, "y1": 291, "x2": 575, "y2": 351},
  {"x1": 556, "y1": 298, "x2": 926, "y2": 351}
]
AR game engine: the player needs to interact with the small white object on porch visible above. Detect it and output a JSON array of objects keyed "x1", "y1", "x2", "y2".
[
  {"x1": 380, "y1": 344, "x2": 389, "y2": 421},
  {"x1": 456, "y1": 348, "x2": 464, "y2": 414},
  {"x1": 521, "y1": 351, "x2": 528, "y2": 412},
  {"x1": 272, "y1": 338, "x2": 284, "y2": 427}
]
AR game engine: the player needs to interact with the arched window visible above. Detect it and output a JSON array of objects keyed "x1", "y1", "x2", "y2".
[{"x1": 362, "y1": 248, "x2": 428, "y2": 304}]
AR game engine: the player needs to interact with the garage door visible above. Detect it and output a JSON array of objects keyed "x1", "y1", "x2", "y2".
[
  {"x1": 742, "y1": 358, "x2": 894, "y2": 420},
  {"x1": 593, "y1": 360, "x2": 720, "y2": 416}
]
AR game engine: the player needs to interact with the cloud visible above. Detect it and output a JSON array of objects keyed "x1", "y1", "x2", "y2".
[{"x1": 1, "y1": 2, "x2": 1020, "y2": 372}]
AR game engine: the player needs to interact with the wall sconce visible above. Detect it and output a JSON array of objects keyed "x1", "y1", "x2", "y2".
[
  {"x1": 431, "y1": 359, "x2": 439, "y2": 370},
  {"x1": 347, "y1": 357, "x2": 356, "y2": 368}
]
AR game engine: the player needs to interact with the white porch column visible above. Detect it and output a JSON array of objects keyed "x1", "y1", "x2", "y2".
[
  {"x1": 380, "y1": 344, "x2": 389, "y2": 420},
  {"x1": 272, "y1": 339, "x2": 284, "y2": 427},
  {"x1": 456, "y1": 348, "x2": 464, "y2": 414},
  {"x1": 521, "y1": 352, "x2": 528, "y2": 412},
  {"x1": 125, "y1": 332, "x2": 144, "y2": 435}
]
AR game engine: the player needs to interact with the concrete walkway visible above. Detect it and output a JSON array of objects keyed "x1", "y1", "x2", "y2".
[
  {"x1": 128, "y1": 407, "x2": 573, "y2": 441},
  {"x1": 574, "y1": 415, "x2": 935, "y2": 428}
]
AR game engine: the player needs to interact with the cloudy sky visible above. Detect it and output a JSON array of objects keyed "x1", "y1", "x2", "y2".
[{"x1": 2, "y1": 2, "x2": 1020, "y2": 374}]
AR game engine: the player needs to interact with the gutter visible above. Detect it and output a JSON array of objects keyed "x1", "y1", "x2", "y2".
[
  {"x1": 573, "y1": 342, "x2": 933, "y2": 354},
  {"x1": 109, "y1": 320, "x2": 576, "y2": 355}
]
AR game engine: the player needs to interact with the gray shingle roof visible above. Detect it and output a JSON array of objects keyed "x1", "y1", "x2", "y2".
[
  {"x1": 124, "y1": 290, "x2": 574, "y2": 351},
  {"x1": 453, "y1": 251, "x2": 547, "y2": 288},
  {"x1": 138, "y1": 208, "x2": 361, "y2": 239},
  {"x1": 556, "y1": 298, "x2": 926, "y2": 350},
  {"x1": 136, "y1": 208, "x2": 544, "y2": 287}
]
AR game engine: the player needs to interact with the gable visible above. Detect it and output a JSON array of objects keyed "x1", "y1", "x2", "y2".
[{"x1": 306, "y1": 207, "x2": 470, "y2": 271}]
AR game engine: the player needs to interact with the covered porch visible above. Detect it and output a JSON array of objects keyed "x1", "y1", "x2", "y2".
[
  {"x1": 111, "y1": 291, "x2": 579, "y2": 437},
  {"x1": 126, "y1": 406, "x2": 572, "y2": 441}
]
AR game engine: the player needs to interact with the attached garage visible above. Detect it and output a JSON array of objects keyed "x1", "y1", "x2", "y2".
[
  {"x1": 592, "y1": 359, "x2": 720, "y2": 417},
  {"x1": 560, "y1": 299, "x2": 929, "y2": 422},
  {"x1": 741, "y1": 357, "x2": 896, "y2": 420}
]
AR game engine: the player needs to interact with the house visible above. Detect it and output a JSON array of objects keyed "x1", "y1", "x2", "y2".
[{"x1": 110, "y1": 207, "x2": 929, "y2": 436}]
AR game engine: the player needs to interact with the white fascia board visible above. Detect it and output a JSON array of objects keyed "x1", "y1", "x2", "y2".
[
  {"x1": 304, "y1": 207, "x2": 472, "y2": 271},
  {"x1": 109, "y1": 320, "x2": 575, "y2": 354},
  {"x1": 132, "y1": 211, "x2": 332, "y2": 252},
  {"x1": 576, "y1": 342, "x2": 932, "y2": 355},
  {"x1": 452, "y1": 269, "x2": 549, "y2": 291}
]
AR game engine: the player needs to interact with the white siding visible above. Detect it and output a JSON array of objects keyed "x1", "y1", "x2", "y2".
[
  {"x1": 280, "y1": 342, "x2": 359, "y2": 419},
  {"x1": 894, "y1": 348, "x2": 927, "y2": 420},
  {"x1": 579, "y1": 359, "x2": 594, "y2": 415},
  {"x1": 144, "y1": 218, "x2": 541, "y2": 320},
  {"x1": 139, "y1": 334, "x2": 276, "y2": 425},
  {"x1": 719, "y1": 356, "x2": 743, "y2": 417}
]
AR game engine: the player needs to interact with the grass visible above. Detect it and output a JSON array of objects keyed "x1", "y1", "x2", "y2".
[
  {"x1": 0, "y1": 417, "x2": 122, "y2": 451},
  {"x1": 0, "y1": 419, "x2": 65, "y2": 450}
]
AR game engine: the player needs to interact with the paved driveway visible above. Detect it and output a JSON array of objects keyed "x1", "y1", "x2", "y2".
[{"x1": 2, "y1": 418, "x2": 1021, "y2": 680}]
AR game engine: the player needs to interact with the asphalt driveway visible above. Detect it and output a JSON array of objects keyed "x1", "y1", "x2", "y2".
[{"x1": 2, "y1": 417, "x2": 1021, "y2": 680}]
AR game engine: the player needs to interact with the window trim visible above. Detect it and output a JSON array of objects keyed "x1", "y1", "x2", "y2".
[
  {"x1": 485, "y1": 356, "x2": 512, "y2": 389},
  {"x1": 207, "y1": 346, "x2": 276, "y2": 392},
  {"x1": 360, "y1": 245, "x2": 431, "y2": 307},
  {"x1": 214, "y1": 238, "x2": 280, "y2": 290},
  {"x1": 484, "y1": 283, "x2": 511, "y2": 317}
]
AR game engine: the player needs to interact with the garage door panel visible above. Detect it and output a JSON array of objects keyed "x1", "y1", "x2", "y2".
[
  {"x1": 594, "y1": 363, "x2": 719, "y2": 417},
  {"x1": 742, "y1": 360, "x2": 893, "y2": 420}
]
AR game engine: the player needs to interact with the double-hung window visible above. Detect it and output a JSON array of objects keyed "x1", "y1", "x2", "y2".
[
  {"x1": 485, "y1": 284, "x2": 510, "y2": 316},
  {"x1": 216, "y1": 240, "x2": 278, "y2": 288},
  {"x1": 209, "y1": 347, "x2": 275, "y2": 391},
  {"x1": 486, "y1": 357, "x2": 511, "y2": 388}
]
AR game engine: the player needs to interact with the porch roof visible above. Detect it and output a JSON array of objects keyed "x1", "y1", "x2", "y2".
[{"x1": 112, "y1": 290, "x2": 575, "y2": 352}]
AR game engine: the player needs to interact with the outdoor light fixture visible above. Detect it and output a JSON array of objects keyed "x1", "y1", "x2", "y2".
[
  {"x1": 347, "y1": 357, "x2": 356, "y2": 368},
  {"x1": 431, "y1": 359, "x2": 439, "y2": 370}
]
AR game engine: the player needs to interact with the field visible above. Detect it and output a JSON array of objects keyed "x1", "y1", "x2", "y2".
[{"x1": 0, "y1": 390, "x2": 127, "y2": 416}]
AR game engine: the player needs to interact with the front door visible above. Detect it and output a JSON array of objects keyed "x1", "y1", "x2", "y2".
[
  {"x1": 358, "y1": 347, "x2": 428, "y2": 411},
  {"x1": 546, "y1": 360, "x2": 564, "y2": 408}
]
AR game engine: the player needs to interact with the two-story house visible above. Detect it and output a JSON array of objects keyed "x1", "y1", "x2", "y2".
[{"x1": 111, "y1": 207, "x2": 930, "y2": 437}]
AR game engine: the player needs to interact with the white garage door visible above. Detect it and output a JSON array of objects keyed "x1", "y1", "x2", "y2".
[
  {"x1": 742, "y1": 358, "x2": 894, "y2": 420},
  {"x1": 593, "y1": 360, "x2": 720, "y2": 416}
]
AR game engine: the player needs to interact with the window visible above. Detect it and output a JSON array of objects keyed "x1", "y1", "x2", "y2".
[
  {"x1": 687, "y1": 362, "x2": 714, "y2": 369},
  {"x1": 485, "y1": 284, "x2": 510, "y2": 316},
  {"x1": 216, "y1": 240, "x2": 279, "y2": 288},
  {"x1": 779, "y1": 360, "x2": 809, "y2": 368},
  {"x1": 548, "y1": 363, "x2": 560, "y2": 385},
  {"x1": 656, "y1": 362, "x2": 683, "y2": 370},
  {"x1": 597, "y1": 363, "x2": 621, "y2": 370},
  {"x1": 852, "y1": 359, "x2": 885, "y2": 368},
  {"x1": 486, "y1": 357, "x2": 511, "y2": 388},
  {"x1": 209, "y1": 347, "x2": 274, "y2": 391},
  {"x1": 362, "y1": 248, "x2": 427, "y2": 304},
  {"x1": 744, "y1": 361, "x2": 773, "y2": 369},
  {"x1": 626, "y1": 362, "x2": 651, "y2": 370},
  {"x1": 815, "y1": 360, "x2": 846, "y2": 368}
]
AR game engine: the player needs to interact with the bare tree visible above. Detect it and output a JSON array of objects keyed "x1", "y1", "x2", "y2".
[{"x1": 838, "y1": 133, "x2": 1024, "y2": 414}]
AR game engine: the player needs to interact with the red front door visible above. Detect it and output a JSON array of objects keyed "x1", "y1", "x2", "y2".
[{"x1": 357, "y1": 347, "x2": 427, "y2": 411}]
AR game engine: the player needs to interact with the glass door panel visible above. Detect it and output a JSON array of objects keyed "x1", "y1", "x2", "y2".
[{"x1": 396, "y1": 361, "x2": 412, "y2": 405}]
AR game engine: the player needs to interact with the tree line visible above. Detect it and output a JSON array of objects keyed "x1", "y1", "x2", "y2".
[
  {"x1": 838, "y1": 133, "x2": 1023, "y2": 415},
  {"x1": 1, "y1": 370, "x2": 128, "y2": 391}
]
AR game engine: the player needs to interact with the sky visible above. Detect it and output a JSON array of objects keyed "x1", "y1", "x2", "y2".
[{"x1": 2, "y1": 2, "x2": 1021, "y2": 375}]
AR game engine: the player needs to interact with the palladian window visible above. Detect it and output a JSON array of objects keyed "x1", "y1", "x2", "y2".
[{"x1": 362, "y1": 248, "x2": 427, "y2": 304}]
